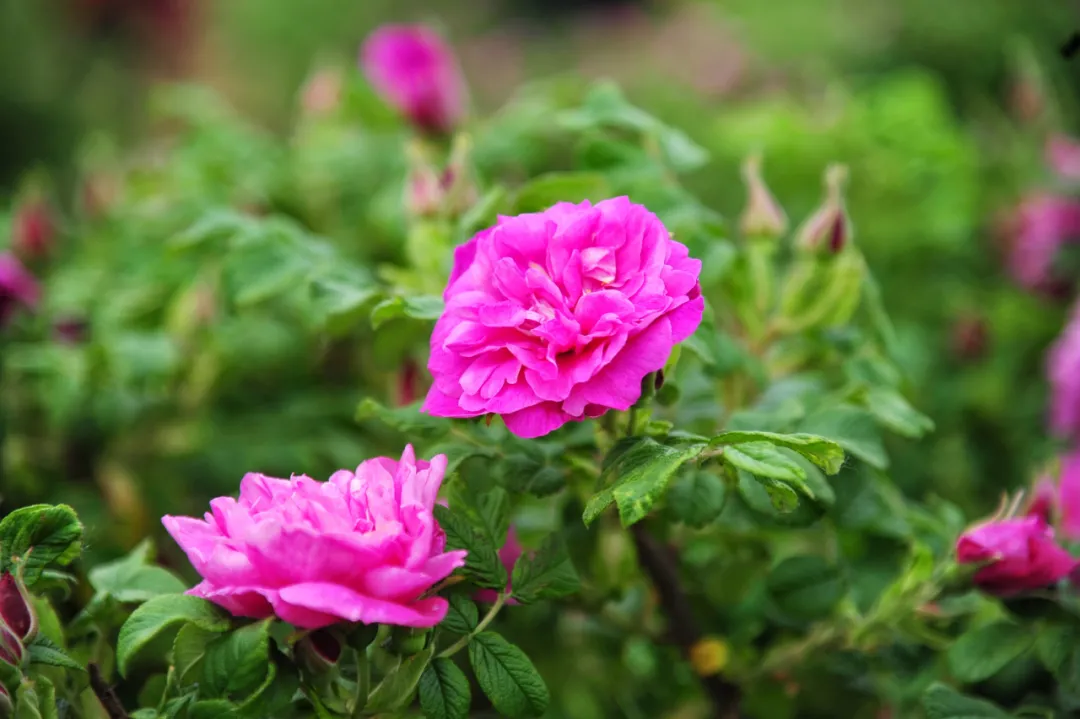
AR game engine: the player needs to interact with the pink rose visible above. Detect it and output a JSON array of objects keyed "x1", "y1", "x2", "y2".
[
  {"x1": 162, "y1": 446, "x2": 467, "y2": 629},
  {"x1": 1046, "y1": 134, "x2": 1080, "y2": 182},
  {"x1": 360, "y1": 25, "x2": 466, "y2": 134},
  {"x1": 1006, "y1": 194, "x2": 1080, "y2": 293},
  {"x1": 0, "y1": 253, "x2": 40, "y2": 327},
  {"x1": 422, "y1": 197, "x2": 704, "y2": 438},
  {"x1": 475, "y1": 527, "x2": 523, "y2": 604},
  {"x1": 1060, "y1": 451, "x2": 1080, "y2": 540},
  {"x1": 1048, "y1": 302, "x2": 1080, "y2": 438},
  {"x1": 956, "y1": 515, "x2": 1077, "y2": 595}
]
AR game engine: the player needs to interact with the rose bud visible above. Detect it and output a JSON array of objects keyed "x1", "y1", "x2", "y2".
[{"x1": 956, "y1": 515, "x2": 1077, "y2": 596}]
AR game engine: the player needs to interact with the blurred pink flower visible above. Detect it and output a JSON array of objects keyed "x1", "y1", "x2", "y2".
[
  {"x1": 1057, "y1": 450, "x2": 1080, "y2": 540},
  {"x1": 360, "y1": 25, "x2": 466, "y2": 134},
  {"x1": 956, "y1": 515, "x2": 1076, "y2": 595},
  {"x1": 475, "y1": 527, "x2": 522, "y2": 604},
  {"x1": 12, "y1": 197, "x2": 55, "y2": 259},
  {"x1": 1026, "y1": 476, "x2": 1057, "y2": 524},
  {"x1": 1007, "y1": 194, "x2": 1080, "y2": 292},
  {"x1": 1048, "y1": 302, "x2": 1080, "y2": 438},
  {"x1": 162, "y1": 445, "x2": 466, "y2": 629},
  {"x1": 422, "y1": 197, "x2": 704, "y2": 438},
  {"x1": 0, "y1": 253, "x2": 40, "y2": 327},
  {"x1": 1046, "y1": 134, "x2": 1080, "y2": 182}
]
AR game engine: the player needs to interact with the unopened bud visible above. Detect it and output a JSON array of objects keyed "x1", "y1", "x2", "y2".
[
  {"x1": 795, "y1": 164, "x2": 851, "y2": 254},
  {"x1": 0, "y1": 625, "x2": 23, "y2": 668},
  {"x1": 301, "y1": 68, "x2": 343, "y2": 117},
  {"x1": 80, "y1": 172, "x2": 120, "y2": 220},
  {"x1": 738, "y1": 154, "x2": 787, "y2": 239},
  {"x1": 405, "y1": 143, "x2": 444, "y2": 220},
  {"x1": 0, "y1": 574, "x2": 36, "y2": 645},
  {"x1": 442, "y1": 134, "x2": 478, "y2": 217},
  {"x1": 54, "y1": 317, "x2": 89, "y2": 345},
  {"x1": 296, "y1": 629, "x2": 343, "y2": 674},
  {"x1": 950, "y1": 314, "x2": 988, "y2": 362},
  {"x1": 12, "y1": 196, "x2": 55, "y2": 260}
]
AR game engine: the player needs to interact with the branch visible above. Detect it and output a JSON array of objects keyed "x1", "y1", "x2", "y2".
[
  {"x1": 631, "y1": 523, "x2": 742, "y2": 719},
  {"x1": 88, "y1": 663, "x2": 129, "y2": 719}
]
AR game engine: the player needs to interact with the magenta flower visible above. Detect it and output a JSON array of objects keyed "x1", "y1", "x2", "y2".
[
  {"x1": 162, "y1": 446, "x2": 466, "y2": 629},
  {"x1": 1048, "y1": 302, "x2": 1080, "y2": 438},
  {"x1": 0, "y1": 253, "x2": 40, "y2": 327},
  {"x1": 1007, "y1": 194, "x2": 1080, "y2": 292},
  {"x1": 360, "y1": 25, "x2": 466, "y2": 134},
  {"x1": 422, "y1": 197, "x2": 704, "y2": 438},
  {"x1": 1046, "y1": 134, "x2": 1080, "y2": 182},
  {"x1": 1056, "y1": 449, "x2": 1080, "y2": 541},
  {"x1": 475, "y1": 527, "x2": 523, "y2": 604},
  {"x1": 956, "y1": 516, "x2": 1077, "y2": 595}
]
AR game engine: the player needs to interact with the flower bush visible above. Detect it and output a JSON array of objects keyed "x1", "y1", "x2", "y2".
[{"x1": 2, "y1": 11, "x2": 1080, "y2": 719}]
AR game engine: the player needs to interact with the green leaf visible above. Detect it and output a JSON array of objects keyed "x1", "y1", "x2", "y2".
[
  {"x1": 14, "y1": 682, "x2": 42, "y2": 719},
  {"x1": 227, "y1": 240, "x2": 312, "y2": 307},
  {"x1": 681, "y1": 322, "x2": 747, "y2": 378},
  {"x1": 370, "y1": 295, "x2": 444, "y2": 329},
  {"x1": 237, "y1": 655, "x2": 298, "y2": 719},
  {"x1": 419, "y1": 657, "x2": 472, "y2": 719},
  {"x1": 583, "y1": 437, "x2": 706, "y2": 527},
  {"x1": 921, "y1": 682, "x2": 1013, "y2": 718},
  {"x1": 501, "y1": 455, "x2": 565, "y2": 497},
  {"x1": 468, "y1": 632, "x2": 549, "y2": 718},
  {"x1": 445, "y1": 484, "x2": 511, "y2": 548},
  {"x1": 365, "y1": 643, "x2": 436, "y2": 713},
  {"x1": 1035, "y1": 623, "x2": 1080, "y2": 690},
  {"x1": 354, "y1": 398, "x2": 450, "y2": 439},
  {"x1": 863, "y1": 387, "x2": 935, "y2": 439},
  {"x1": 0, "y1": 504, "x2": 83, "y2": 585},
  {"x1": 709, "y1": 431, "x2": 845, "y2": 475},
  {"x1": 722, "y1": 442, "x2": 808, "y2": 491},
  {"x1": 460, "y1": 186, "x2": 510, "y2": 235},
  {"x1": 512, "y1": 172, "x2": 611, "y2": 214},
  {"x1": 667, "y1": 470, "x2": 728, "y2": 527},
  {"x1": 173, "y1": 623, "x2": 219, "y2": 686},
  {"x1": 188, "y1": 700, "x2": 238, "y2": 719},
  {"x1": 798, "y1": 405, "x2": 889, "y2": 470},
  {"x1": 737, "y1": 470, "x2": 800, "y2": 514},
  {"x1": 441, "y1": 594, "x2": 479, "y2": 636},
  {"x1": 309, "y1": 278, "x2": 381, "y2": 336},
  {"x1": 201, "y1": 619, "x2": 273, "y2": 699},
  {"x1": 15, "y1": 676, "x2": 57, "y2": 719},
  {"x1": 26, "y1": 636, "x2": 85, "y2": 672},
  {"x1": 88, "y1": 540, "x2": 187, "y2": 603},
  {"x1": 947, "y1": 622, "x2": 1034, "y2": 684},
  {"x1": 167, "y1": 209, "x2": 250, "y2": 250},
  {"x1": 766, "y1": 556, "x2": 845, "y2": 622},
  {"x1": 434, "y1": 505, "x2": 507, "y2": 590},
  {"x1": 510, "y1": 535, "x2": 581, "y2": 604},
  {"x1": 654, "y1": 125, "x2": 709, "y2": 173},
  {"x1": 117, "y1": 595, "x2": 229, "y2": 677}
]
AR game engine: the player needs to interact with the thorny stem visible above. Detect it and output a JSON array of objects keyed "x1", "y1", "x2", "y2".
[
  {"x1": 630, "y1": 523, "x2": 742, "y2": 719},
  {"x1": 89, "y1": 663, "x2": 130, "y2": 719},
  {"x1": 437, "y1": 591, "x2": 510, "y2": 658}
]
